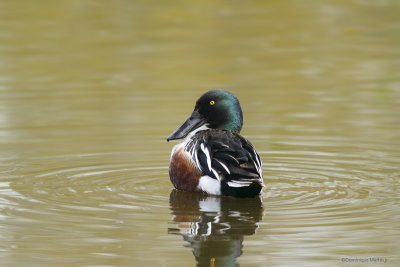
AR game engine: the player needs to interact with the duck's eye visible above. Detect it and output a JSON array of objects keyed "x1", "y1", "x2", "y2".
[{"x1": 209, "y1": 100, "x2": 215, "y2": 106}]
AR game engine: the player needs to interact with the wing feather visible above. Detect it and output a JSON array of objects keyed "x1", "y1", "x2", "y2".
[{"x1": 185, "y1": 130, "x2": 263, "y2": 192}]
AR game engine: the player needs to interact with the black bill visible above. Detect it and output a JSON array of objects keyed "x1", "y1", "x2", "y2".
[{"x1": 167, "y1": 109, "x2": 206, "y2": 141}]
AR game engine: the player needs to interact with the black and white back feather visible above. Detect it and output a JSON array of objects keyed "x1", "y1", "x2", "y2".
[{"x1": 185, "y1": 130, "x2": 263, "y2": 197}]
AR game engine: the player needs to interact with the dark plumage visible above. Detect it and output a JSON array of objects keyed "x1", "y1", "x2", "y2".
[
  {"x1": 167, "y1": 90, "x2": 264, "y2": 197},
  {"x1": 185, "y1": 129, "x2": 263, "y2": 197}
]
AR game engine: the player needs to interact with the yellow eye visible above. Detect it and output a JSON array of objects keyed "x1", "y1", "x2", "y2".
[{"x1": 209, "y1": 100, "x2": 215, "y2": 106}]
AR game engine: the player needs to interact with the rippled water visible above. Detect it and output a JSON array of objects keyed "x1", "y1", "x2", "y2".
[{"x1": 1, "y1": 1, "x2": 400, "y2": 266}]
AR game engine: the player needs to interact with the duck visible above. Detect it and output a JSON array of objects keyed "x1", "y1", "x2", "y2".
[{"x1": 167, "y1": 89, "x2": 264, "y2": 197}]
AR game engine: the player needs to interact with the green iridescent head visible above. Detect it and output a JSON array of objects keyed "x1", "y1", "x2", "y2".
[{"x1": 167, "y1": 90, "x2": 243, "y2": 141}]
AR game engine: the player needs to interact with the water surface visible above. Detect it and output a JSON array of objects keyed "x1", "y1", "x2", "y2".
[{"x1": 0, "y1": 1, "x2": 399, "y2": 266}]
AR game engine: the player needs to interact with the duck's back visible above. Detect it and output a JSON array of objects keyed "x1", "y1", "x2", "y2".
[{"x1": 186, "y1": 129, "x2": 263, "y2": 197}]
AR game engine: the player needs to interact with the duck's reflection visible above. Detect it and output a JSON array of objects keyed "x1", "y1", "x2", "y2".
[{"x1": 168, "y1": 190, "x2": 264, "y2": 267}]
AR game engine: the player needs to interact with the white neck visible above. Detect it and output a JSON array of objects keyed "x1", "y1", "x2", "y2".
[{"x1": 183, "y1": 124, "x2": 210, "y2": 142}]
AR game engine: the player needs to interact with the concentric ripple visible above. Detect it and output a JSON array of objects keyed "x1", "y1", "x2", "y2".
[
  {"x1": 4, "y1": 152, "x2": 169, "y2": 209},
  {"x1": 238, "y1": 132, "x2": 400, "y2": 266}
]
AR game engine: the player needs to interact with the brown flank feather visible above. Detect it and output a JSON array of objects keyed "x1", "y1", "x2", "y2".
[{"x1": 169, "y1": 148, "x2": 201, "y2": 192}]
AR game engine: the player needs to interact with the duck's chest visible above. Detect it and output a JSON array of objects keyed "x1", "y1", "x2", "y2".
[{"x1": 169, "y1": 142, "x2": 201, "y2": 192}]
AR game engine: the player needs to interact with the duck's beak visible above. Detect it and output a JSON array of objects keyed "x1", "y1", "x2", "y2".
[{"x1": 167, "y1": 109, "x2": 207, "y2": 141}]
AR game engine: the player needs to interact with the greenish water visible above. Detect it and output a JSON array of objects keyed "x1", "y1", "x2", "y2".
[{"x1": 1, "y1": 1, "x2": 399, "y2": 266}]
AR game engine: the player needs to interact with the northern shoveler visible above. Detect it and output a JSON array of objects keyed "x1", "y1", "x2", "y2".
[{"x1": 167, "y1": 90, "x2": 264, "y2": 197}]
